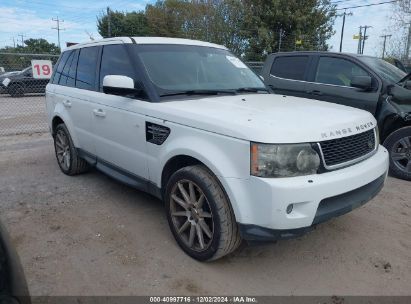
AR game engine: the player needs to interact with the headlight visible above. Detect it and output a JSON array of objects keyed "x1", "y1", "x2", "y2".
[{"x1": 250, "y1": 143, "x2": 320, "y2": 177}]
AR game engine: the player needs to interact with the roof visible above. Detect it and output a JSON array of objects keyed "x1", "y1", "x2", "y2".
[{"x1": 65, "y1": 36, "x2": 227, "y2": 51}]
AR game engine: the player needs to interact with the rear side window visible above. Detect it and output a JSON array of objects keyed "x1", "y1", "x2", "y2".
[
  {"x1": 315, "y1": 57, "x2": 370, "y2": 87},
  {"x1": 52, "y1": 51, "x2": 71, "y2": 84},
  {"x1": 59, "y1": 50, "x2": 77, "y2": 86},
  {"x1": 99, "y1": 45, "x2": 135, "y2": 90},
  {"x1": 270, "y1": 56, "x2": 308, "y2": 81},
  {"x1": 76, "y1": 46, "x2": 99, "y2": 91}
]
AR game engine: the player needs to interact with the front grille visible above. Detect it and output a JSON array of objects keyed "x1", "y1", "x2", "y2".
[{"x1": 319, "y1": 129, "x2": 376, "y2": 168}]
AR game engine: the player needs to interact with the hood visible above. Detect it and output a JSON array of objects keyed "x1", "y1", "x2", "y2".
[{"x1": 147, "y1": 94, "x2": 377, "y2": 143}]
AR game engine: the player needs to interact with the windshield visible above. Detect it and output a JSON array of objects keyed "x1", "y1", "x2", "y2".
[
  {"x1": 358, "y1": 56, "x2": 406, "y2": 83},
  {"x1": 133, "y1": 44, "x2": 264, "y2": 97}
]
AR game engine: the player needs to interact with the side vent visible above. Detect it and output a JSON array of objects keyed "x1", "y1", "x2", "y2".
[{"x1": 146, "y1": 122, "x2": 170, "y2": 145}]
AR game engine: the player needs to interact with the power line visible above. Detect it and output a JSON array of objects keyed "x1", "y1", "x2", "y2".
[
  {"x1": 337, "y1": 0, "x2": 399, "y2": 10},
  {"x1": 18, "y1": 34, "x2": 25, "y2": 47},
  {"x1": 52, "y1": 16, "x2": 65, "y2": 51}
]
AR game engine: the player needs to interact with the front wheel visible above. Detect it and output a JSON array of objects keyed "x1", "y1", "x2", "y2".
[
  {"x1": 165, "y1": 165, "x2": 241, "y2": 261},
  {"x1": 383, "y1": 126, "x2": 411, "y2": 181}
]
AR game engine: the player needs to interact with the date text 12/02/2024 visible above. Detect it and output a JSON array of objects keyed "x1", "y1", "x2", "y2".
[{"x1": 149, "y1": 296, "x2": 257, "y2": 303}]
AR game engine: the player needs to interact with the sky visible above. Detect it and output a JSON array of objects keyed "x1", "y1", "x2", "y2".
[{"x1": 0, "y1": 0, "x2": 403, "y2": 57}]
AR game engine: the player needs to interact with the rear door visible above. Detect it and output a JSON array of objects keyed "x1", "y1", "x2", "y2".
[
  {"x1": 264, "y1": 55, "x2": 312, "y2": 98},
  {"x1": 53, "y1": 47, "x2": 99, "y2": 156},
  {"x1": 306, "y1": 55, "x2": 381, "y2": 114}
]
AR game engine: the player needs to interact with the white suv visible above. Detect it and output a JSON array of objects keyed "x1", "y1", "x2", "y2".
[{"x1": 46, "y1": 37, "x2": 389, "y2": 261}]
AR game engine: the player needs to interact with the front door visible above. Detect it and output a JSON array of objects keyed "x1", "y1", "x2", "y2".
[
  {"x1": 90, "y1": 44, "x2": 149, "y2": 182},
  {"x1": 307, "y1": 56, "x2": 380, "y2": 115}
]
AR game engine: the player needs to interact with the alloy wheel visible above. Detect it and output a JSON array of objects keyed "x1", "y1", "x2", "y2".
[
  {"x1": 169, "y1": 180, "x2": 214, "y2": 252},
  {"x1": 55, "y1": 130, "x2": 71, "y2": 171},
  {"x1": 391, "y1": 136, "x2": 411, "y2": 174}
]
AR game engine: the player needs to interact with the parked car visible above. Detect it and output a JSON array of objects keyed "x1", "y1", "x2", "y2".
[
  {"x1": 46, "y1": 37, "x2": 388, "y2": 261},
  {"x1": 262, "y1": 52, "x2": 411, "y2": 180},
  {"x1": 0, "y1": 67, "x2": 49, "y2": 97},
  {"x1": 0, "y1": 221, "x2": 30, "y2": 304}
]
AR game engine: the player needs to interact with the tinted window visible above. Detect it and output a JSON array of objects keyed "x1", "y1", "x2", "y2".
[
  {"x1": 52, "y1": 51, "x2": 71, "y2": 84},
  {"x1": 67, "y1": 50, "x2": 79, "y2": 87},
  {"x1": 315, "y1": 57, "x2": 369, "y2": 87},
  {"x1": 135, "y1": 45, "x2": 263, "y2": 93},
  {"x1": 76, "y1": 47, "x2": 99, "y2": 91},
  {"x1": 270, "y1": 56, "x2": 308, "y2": 81},
  {"x1": 59, "y1": 51, "x2": 75, "y2": 85},
  {"x1": 99, "y1": 45, "x2": 135, "y2": 90}
]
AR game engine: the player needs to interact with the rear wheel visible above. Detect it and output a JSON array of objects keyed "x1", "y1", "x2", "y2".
[
  {"x1": 54, "y1": 123, "x2": 89, "y2": 175},
  {"x1": 165, "y1": 165, "x2": 241, "y2": 261},
  {"x1": 383, "y1": 126, "x2": 411, "y2": 181}
]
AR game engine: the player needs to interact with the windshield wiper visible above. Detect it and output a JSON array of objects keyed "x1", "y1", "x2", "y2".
[
  {"x1": 160, "y1": 89, "x2": 237, "y2": 97},
  {"x1": 235, "y1": 87, "x2": 269, "y2": 93}
]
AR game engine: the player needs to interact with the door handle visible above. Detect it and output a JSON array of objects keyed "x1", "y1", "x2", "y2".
[
  {"x1": 93, "y1": 109, "x2": 106, "y2": 117},
  {"x1": 62, "y1": 100, "x2": 72, "y2": 108},
  {"x1": 308, "y1": 90, "x2": 323, "y2": 96}
]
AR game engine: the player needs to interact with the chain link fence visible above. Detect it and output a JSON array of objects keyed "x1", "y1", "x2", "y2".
[{"x1": 0, "y1": 53, "x2": 59, "y2": 136}]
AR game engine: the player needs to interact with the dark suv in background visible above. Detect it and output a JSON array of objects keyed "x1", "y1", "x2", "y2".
[{"x1": 262, "y1": 52, "x2": 411, "y2": 180}]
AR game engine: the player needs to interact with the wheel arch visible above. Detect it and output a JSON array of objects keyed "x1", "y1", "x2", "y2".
[
  {"x1": 381, "y1": 115, "x2": 411, "y2": 144},
  {"x1": 50, "y1": 109, "x2": 79, "y2": 147},
  {"x1": 160, "y1": 154, "x2": 240, "y2": 223}
]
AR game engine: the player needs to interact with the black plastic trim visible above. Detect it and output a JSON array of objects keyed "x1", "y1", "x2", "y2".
[{"x1": 77, "y1": 148, "x2": 162, "y2": 199}]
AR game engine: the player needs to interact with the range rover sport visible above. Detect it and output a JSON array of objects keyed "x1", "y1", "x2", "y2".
[{"x1": 46, "y1": 37, "x2": 389, "y2": 261}]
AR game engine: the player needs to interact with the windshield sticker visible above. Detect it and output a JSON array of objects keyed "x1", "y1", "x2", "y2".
[
  {"x1": 226, "y1": 56, "x2": 248, "y2": 69},
  {"x1": 2, "y1": 78, "x2": 10, "y2": 87}
]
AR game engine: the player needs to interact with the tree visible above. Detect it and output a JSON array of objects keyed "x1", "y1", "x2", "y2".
[
  {"x1": 242, "y1": 0, "x2": 336, "y2": 60},
  {"x1": 385, "y1": 0, "x2": 411, "y2": 60},
  {"x1": 95, "y1": 0, "x2": 336, "y2": 61},
  {"x1": 0, "y1": 38, "x2": 60, "y2": 54},
  {"x1": 97, "y1": 10, "x2": 150, "y2": 37}
]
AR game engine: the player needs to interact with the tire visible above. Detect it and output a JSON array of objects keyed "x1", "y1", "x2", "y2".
[
  {"x1": 383, "y1": 126, "x2": 411, "y2": 181},
  {"x1": 7, "y1": 83, "x2": 24, "y2": 97},
  {"x1": 165, "y1": 165, "x2": 241, "y2": 261},
  {"x1": 54, "y1": 123, "x2": 89, "y2": 176}
]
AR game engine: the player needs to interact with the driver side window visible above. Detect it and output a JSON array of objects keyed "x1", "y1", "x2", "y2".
[{"x1": 315, "y1": 57, "x2": 370, "y2": 87}]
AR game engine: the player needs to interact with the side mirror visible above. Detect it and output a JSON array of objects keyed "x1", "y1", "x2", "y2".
[
  {"x1": 351, "y1": 76, "x2": 372, "y2": 90},
  {"x1": 103, "y1": 75, "x2": 143, "y2": 96},
  {"x1": 404, "y1": 80, "x2": 411, "y2": 90}
]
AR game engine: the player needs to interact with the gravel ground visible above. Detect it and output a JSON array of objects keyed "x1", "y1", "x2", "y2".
[{"x1": 0, "y1": 133, "x2": 410, "y2": 296}]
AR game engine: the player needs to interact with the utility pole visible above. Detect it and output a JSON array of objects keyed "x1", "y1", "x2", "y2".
[
  {"x1": 278, "y1": 28, "x2": 283, "y2": 52},
  {"x1": 12, "y1": 37, "x2": 15, "y2": 48},
  {"x1": 107, "y1": 7, "x2": 112, "y2": 38},
  {"x1": 357, "y1": 26, "x2": 363, "y2": 54},
  {"x1": 380, "y1": 34, "x2": 392, "y2": 59},
  {"x1": 52, "y1": 16, "x2": 65, "y2": 51},
  {"x1": 18, "y1": 34, "x2": 25, "y2": 47},
  {"x1": 339, "y1": 9, "x2": 353, "y2": 52},
  {"x1": 361, "y1": 25, "x2": 372, "y2": 54}
]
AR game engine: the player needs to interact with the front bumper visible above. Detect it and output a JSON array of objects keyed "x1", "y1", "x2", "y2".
[
  {"x1": 222, "y1": 145, "x2": 389, "y2": 239},
  {"x1": 239, "y1": 173, "x2": 385, "y2": 242}
]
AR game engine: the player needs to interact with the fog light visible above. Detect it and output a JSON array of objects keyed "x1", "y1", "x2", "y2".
[{"x1": 286, "y1": 204, "x2": 293, "y2": 214}]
